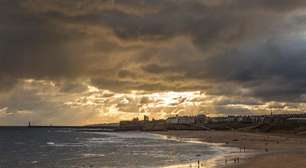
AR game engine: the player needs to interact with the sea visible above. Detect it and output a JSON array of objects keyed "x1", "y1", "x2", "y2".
[{"x1": 0, "y1": 128, "x2": 238, "y2": 168}]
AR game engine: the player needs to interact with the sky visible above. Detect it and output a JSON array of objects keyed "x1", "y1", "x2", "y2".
[{"x1": 1, "y1": 0, "x2": 306, "y2": 125}]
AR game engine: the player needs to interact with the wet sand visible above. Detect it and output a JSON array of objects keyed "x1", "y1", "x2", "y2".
[{"x1": 156, "y1": 130, "x2": 306, "y2": 168}]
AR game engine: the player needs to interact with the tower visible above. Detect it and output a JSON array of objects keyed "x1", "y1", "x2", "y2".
[{"x1": 144, "y1": 115, "x2": 149, "y2": 122}]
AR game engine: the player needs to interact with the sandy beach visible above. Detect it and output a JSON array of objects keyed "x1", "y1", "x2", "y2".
[{"x1": 156, "y1": 130, "x2": 306, "y2": 168}]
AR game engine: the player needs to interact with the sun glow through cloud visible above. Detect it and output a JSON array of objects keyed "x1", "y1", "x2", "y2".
[{"x1": 2, "y1": 0, "x2": 306, "y2": 125}]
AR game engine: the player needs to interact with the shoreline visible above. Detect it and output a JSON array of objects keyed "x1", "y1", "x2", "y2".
[
  {"x1": 90, "y1": 131, "x2": 241, "y2": 168},
  {"x1": 155, "y1": 130, "x2": 306, "y2": 168},
  {"x1": 155, "y1": 132, "x2": 249, "y2": 168}
]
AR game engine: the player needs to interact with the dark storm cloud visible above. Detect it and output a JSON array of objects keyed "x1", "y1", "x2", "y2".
[
  {"x1": 0, "y1": 1, "x2": 85, "y2": 81},
  {"x1": 2, "y1": 0, "x2": 306, "y2": 102},
  {"x1": 143, "y1": 36, "x2": 306, "y2": 101},
  {"x1": 202, "y1": 37, "x2": 306, "y2": 101}
]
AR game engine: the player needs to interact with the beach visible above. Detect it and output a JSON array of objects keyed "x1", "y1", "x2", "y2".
[{"x1": 156, "y1": 130, "x2": 306, "y2": 168}]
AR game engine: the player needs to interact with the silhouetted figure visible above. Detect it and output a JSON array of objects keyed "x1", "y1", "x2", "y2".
[{"x1": 28, "y1": 121, "x2": 31, "y2": 128}]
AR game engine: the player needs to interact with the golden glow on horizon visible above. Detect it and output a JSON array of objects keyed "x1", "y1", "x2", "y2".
[{"x1": 1, "y1": 79, "x2": 305, "y2": 125}]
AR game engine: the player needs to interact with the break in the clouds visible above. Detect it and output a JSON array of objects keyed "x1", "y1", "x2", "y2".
[{"x1": 1, "y1": 0, "x2": 306, "y2": 125}]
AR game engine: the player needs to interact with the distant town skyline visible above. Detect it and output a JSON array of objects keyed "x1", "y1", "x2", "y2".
[{"x1": 1, "y1": 0, "x2": 306, "y2": 125}]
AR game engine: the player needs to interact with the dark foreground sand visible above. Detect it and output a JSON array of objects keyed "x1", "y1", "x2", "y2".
[{"x1": 156, "y1": 130, "x2": 306, "y2": 168}]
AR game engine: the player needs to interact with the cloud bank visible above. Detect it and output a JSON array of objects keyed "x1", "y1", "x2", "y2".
[{"x1": 1, "y1": 0, "x2": 306, "y2": 125}]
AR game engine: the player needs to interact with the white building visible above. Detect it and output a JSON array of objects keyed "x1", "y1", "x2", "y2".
[{"x1": 166, "y1": 116, "x2": 196, "y2": 124}]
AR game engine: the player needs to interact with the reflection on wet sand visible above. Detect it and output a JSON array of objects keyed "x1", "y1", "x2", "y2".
[
  {"x1": 157, "y1": 134, "x2": 254, "y2": 168},
  {"x1": 164, "y1": 158, "x2": 218, "y2": 168}
]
